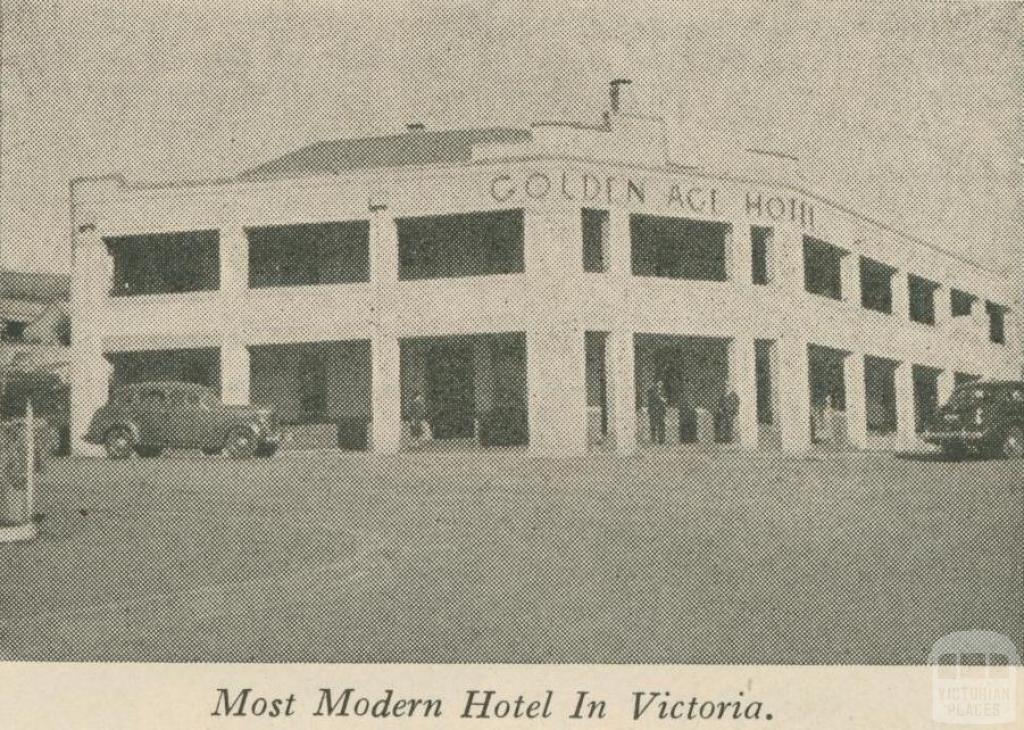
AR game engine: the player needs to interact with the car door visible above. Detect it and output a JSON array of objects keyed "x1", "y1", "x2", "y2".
[
  {"x1": 136, "y1": 388, "x2": 170, "y2": 445},
  {"x1": 167, "y1": 389, "x2": 216, "y2": 448}
]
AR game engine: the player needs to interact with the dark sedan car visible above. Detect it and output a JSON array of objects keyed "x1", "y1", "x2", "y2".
[
  {"x1": 922, "y1": 380, "x2": 1024, "y2": 459},
  {"x1": 85, "y1": 381, "x2": 281, "y2": 459}
]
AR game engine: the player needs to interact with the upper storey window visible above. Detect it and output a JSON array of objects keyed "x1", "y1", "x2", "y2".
[
  {"x1": 860, "y1": 257, "x2": 895, "y2": 314},
  {"x1": 630, "y1": 215, "x2": 729, "y2": 281},
  {"x1": 105, "y1": 230, "x2": 219, "y2": 297},
  {"x1": 986, "y1": 301, "x2": 1006, "y2": 344},
  {"x1": 908, "y1": 275, "x2": 939, "y2": 325},
  {"x1": 396, "y1": 210, "x2": 524, "y2": 281},
  {"x1": 247, "y1": 221, "x2": 370, "y2": 288},
  {"x1": 802, "y1": 236, "x2": 843, "y2": 300},
  {"x1": 951, "y1": 288, "x2": 976, "y2": 317},
  {"x1": 582, "y1": 208, "x2": 610, "y2": 273},
  {"x1": 750, "y1": 226, "x2": 773, "y2": 285}
]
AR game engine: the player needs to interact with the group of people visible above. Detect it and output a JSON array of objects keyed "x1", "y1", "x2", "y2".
[{"x1": 645, "y1": 380, "x2": 741, "y2": 446}]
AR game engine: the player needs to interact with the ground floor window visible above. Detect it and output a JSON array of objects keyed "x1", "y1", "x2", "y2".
[
  {"x1": 399, "y1": 333, "x2": 528, "y2": 447},
  {"x1": 108, "y1": 347, "x2": 221, "y2": 394},
  {"x1": 250, "y1": 340, "x2": 371, "y2": 449}
]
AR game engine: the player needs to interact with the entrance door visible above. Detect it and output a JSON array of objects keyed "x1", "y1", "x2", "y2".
[{"x1": 426, "y1": 341, "x2": 476, "y2": 439}]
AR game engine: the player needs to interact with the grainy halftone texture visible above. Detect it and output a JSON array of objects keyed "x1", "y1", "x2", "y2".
[{"x1": 1, "y1": 451, "x2": 1021, "y2": 664}]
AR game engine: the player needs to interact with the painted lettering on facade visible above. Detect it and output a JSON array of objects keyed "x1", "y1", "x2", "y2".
[
  {"x1": 744, "y1": 192, "x2": 815, "y2": 229},
  {"x1": 490, "y1": 172, "x2": 646, "y2": 205},
  {"x1": 488, "y1": 173, "x2": 815, "y2": 229}
]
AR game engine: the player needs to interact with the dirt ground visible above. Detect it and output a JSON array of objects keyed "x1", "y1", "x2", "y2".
[{"x1": 1, "y1": 448, "x2": 1021, "y2": 663}]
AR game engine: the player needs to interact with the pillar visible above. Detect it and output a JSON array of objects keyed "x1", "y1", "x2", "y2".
[
  {"x1": 894, "y1": 361, "x2": 917, "y2": 448},
  {"x1": 370, "y1": 202, "x2": 401, "y2": 453},
  {"x1": 840, "y1": 252, "x2": 860, "y2": 307},
  {"x1": 891, "y1": 271, "x2": 910, "y2": 320},
  {"x1": 775, "y1": 228, "x2": 805, "y2": 293},
  {"x1": 776, "y1": 337, "x2": 811, "y2": 452},
  {"x1": 730, "y1": 225, "x2": 754, "y2": 285},
  {"x1": 934, "y1": 285, "x2": 951, "y2": 328},
  {"x1": 220, "y1": 340, "x2": 250, "y2": 405},
  {"x1": 525, "y1": 329, "x2": 587, "y2": 456},
  {"x1": 937, "y1": 369, "x2": 956, "y2": 409},
  {"x1": 607, "y1": 209, "x2": 631, "y2": 276},
  {"x1": 843, "y1": 351, "x2": 868, "y2": 449},
  {"x1": 605, "y1": 329, "x2": 637, "y2": 454},
  {"x1": 370, "y1": 334, "x2": 402, "y2": 453},
  {"x1": 219, "y1": 222, "x2": 250, "y2": 405},
  {"x1": 728, "y1": 336, "x2": 759, "y2": 448},
  {"x1": 69, "y1": 223, "x2": 113, "y2": 456},
  {"x1": 525, "y1": 208, "x2": 587, "y2": 456}
]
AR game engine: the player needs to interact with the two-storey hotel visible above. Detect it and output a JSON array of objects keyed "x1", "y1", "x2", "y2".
[{"x1": 69, "y1": 82, "x2": 1022, "y2": 456}]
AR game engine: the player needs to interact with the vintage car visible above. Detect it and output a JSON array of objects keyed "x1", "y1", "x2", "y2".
[
  {"x1": 922, "y1": 380, "x2": 1024, "y2": 459},
  {"x1": 85, "y1": 381, "x2": 281, "y2": 459}
]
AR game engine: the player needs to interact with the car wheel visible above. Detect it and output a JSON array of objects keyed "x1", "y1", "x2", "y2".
[
  {"x1": 254, "y1": 443, "x2": 278, "y2": 459},
  {"x1": 940, "y1": 444, "x2": 966, "y2": 460},
  {"x1": 224, "y1": 427, "x2": 257, "y2": 459},
  {"x1": 104, "y1": 427, "x2": 134, "y2": 460},
  {"x1": 1001, "y1": 427, "x2": 1024, "y2": 460},
  {"x1": 135, "y1": 445, "x2": 164, "y2": 458}
]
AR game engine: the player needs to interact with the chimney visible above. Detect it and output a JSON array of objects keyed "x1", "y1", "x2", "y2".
[
  {"x1": 405, "y1": 123, "x2": 426, "y2": 132},
  {"x1": 609, "y1": 79, "x2": 637, "y2": 115}
]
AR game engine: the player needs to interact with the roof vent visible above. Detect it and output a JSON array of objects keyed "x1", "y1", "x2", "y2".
[
  {"x1": 405, "y1": 123, "x2": 426, "y2": 132},
  {"x1": 609, "y1": 79, "x2": 637, "y2": 114}
]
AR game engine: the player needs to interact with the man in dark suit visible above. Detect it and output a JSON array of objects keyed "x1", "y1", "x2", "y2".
[{"x1": 647, "y1": 379, "x2": 668, "y2": 445}]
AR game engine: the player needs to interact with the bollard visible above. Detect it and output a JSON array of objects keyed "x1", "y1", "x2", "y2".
[{"x1": 25, "y1": 401, "x2": 35, "y2": 519}]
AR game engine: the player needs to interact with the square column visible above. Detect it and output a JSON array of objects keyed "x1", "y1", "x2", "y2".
[
  {"x1": 934, "y1": 286, "x2": 951, "y2": 328},
  {"x1": 775, "y1": 229, "x2": 805, "y2": 293},
  {"x1": 369, "y1": 204, "x2": 401, "y2": 453},
  {"x1": 728, "y1": 336, "x2": 759, "y2": 448},
  {"x1": 730, "y1": 225, "x2": 754, "y2": 285},
  {"x1": 937, "y1": 369, "x2": 956, "y2": 409},
  {"x1": 605, "y1": 329, "x2": 637, "y2": 454},
  {"x1": 219, "y1": 224, "x2": 249, "y2": 295},
  {"x1": 840, "y1": 252, "x2": 860, "y2": 307},
  {"x1": 776, "y1": 337, "x2": 811, "y2": 452},
  {"x1": 526, "y1": 329, "x2": 588, "y2": 457},
  {"x1": 69, "y1": 225, "x2": 113, "y2": 455},
  {"x1": 220, "y1": 340, "x2": 250, "y2": 405},
  {"x1": 370, "y1": 334, "x2": 402, "y2": 453},
  {"x1": 606, "y1": 209, "x2": 632, "y2": 276},
  {"x1": 843, "y1": 351, "x2": 868, "y2": 449},
  {"x1": 894, "y1": 361, "x2": 917, "y2": 448},
  {"x1": 891, "y1": 271, "x2": 910, "y2": 321}
]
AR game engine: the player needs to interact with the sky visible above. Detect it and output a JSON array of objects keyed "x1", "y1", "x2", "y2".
[{"x1": 1, "y1": 0, "x2": 1022, "y2": 287}]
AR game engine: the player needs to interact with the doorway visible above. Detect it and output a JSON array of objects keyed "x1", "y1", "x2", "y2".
[{"x1": 425, "y1": 340, "x2": 476, "y2": 439}]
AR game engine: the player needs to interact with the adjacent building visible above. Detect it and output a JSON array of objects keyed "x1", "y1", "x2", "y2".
[{"x1": 68, "y1": 82, "x2": 1022, "y2": 456}]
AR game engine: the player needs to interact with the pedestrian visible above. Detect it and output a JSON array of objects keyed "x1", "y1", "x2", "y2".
[
  {"x1": 716, "y1": 389, "x2": 740, "y2": 443},
  {"x1": 647, "y1": 379, "x2": 667, "y2": 445},
  {"x1": 409, "y1": 391, "x2": 430, "y2": 448}
]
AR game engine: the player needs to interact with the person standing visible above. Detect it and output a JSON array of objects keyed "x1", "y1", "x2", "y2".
[{"x1": 647, "y1": 379, "x2": 668, "y2": 445}]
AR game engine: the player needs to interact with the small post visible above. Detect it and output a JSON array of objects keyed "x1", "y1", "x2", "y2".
[{"x1": 25, "y1": 399, "x2": 34, "y2": 518}]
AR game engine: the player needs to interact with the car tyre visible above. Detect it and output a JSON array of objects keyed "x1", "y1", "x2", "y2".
[
  {"x1": 135, "y1": 445, "x2": 164, "y2": 458},
  {"x1": 224, "y1": 427, "x2": 257, "y2": 459},
  {"x1": 104, "y1": 427, "x2": 135, "y2": 460},
  {"x1": 254, "y1": 443, "x2": 278, "y2": 459},
  {"x1": 1000, "y1": 426, "x2": 1024, "y2": 460}
]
